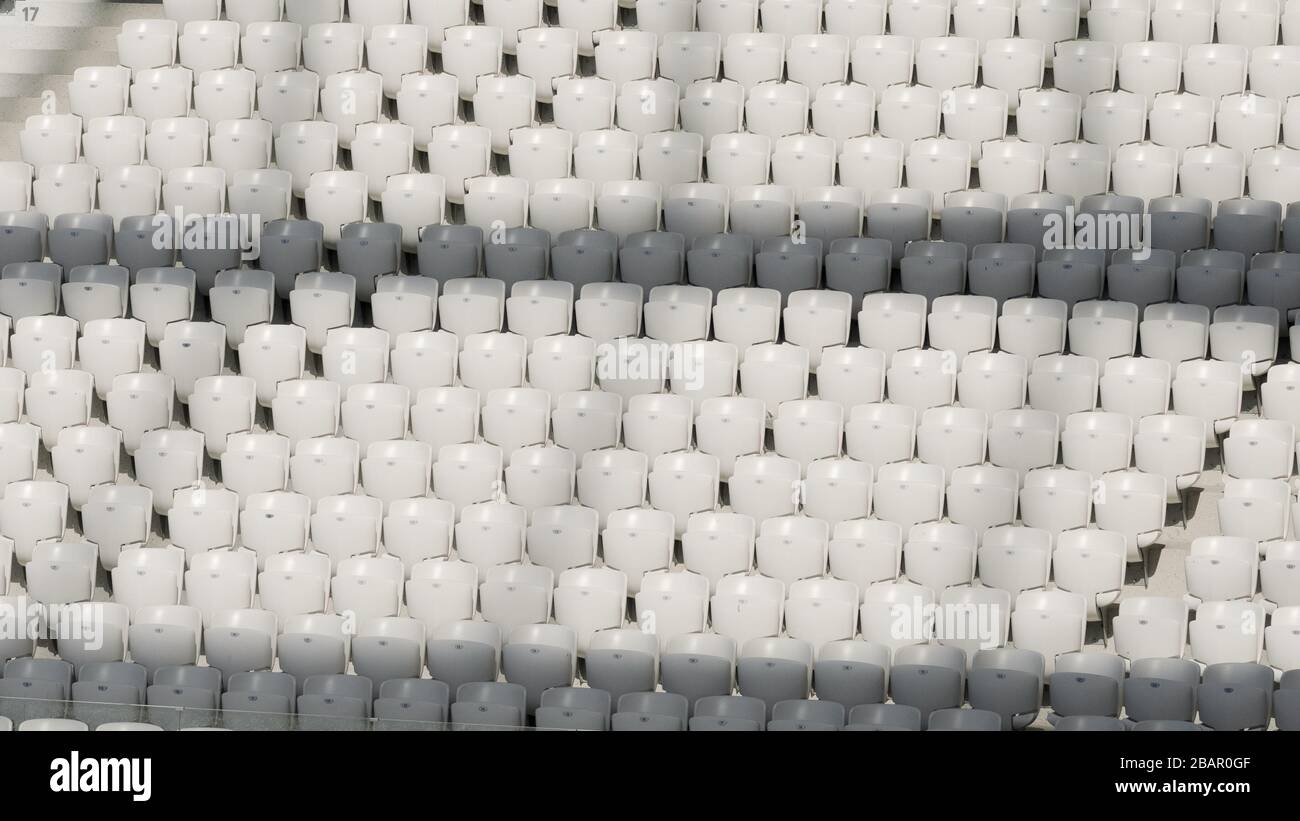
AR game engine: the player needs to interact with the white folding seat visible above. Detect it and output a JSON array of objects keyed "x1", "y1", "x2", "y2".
[
  {"x1": 508, "y1": 128, "x2": 573, "y2": 189},
  {"x1": 482, "y1": 0, "x2": 543, "y2": 56},
  {"x1": 239, "y1": 22, "x2": 300, "y2": 79},
  {"x1": 302, "y1": 22, "x2": 364, "y2": 77},
  {"x1": 319, "y1": 71, "x2": 384, "y2": 150},
  {"x1": 642, "y1": 285, "x2": 712, "y2": 345},
  {"x1": 760, "y1": 0, "x2": 824, "y2": 35},
  {"x1": 1179, "y1": 146, "x2": 1246, "y2": 216},
  {"x1": 303, "y1": 170, "x2": 367, "y2": 247},
  {"x1": 916, "y1": 36, "x2": 979, "y2": 92},
  {"x1": 382, "y1": 498, "x2": 456, "y2": 579},
  {"x1": 504, "y1": 446, "x2": 576, "y2": 515},
  {"x1": 82, "y1": 116, "x2": 146, "y2": 174},
  {"x1": 974, "y1": 522, "x2": 1051, "y2": 602},
  {"x1": 860, "y1": 580, "x2": 935, "y2": 651},
  {"x1": 331, "y1": 555, "x2": 405, "y2": 621},
  {"x1": 634, "y1": 572, "x2": 711, "y2": 654},
  {"x1": 712, "y1": 287, "x2": 781, "y2": 354},
  {"x1": 957, "y1": 351, "x2": 1027, "y2": 415},
  {"x1": 1172, "y1": 358, "x2": 1244, "y2": 444},
  {"x1": 1117, "y1": 42, "x2": 1183, "y2": 105},
  {"x1": 927, "y1": 295, "x2": 998, "y2": 366},
  {"x1": 287, "y1": 272, "x2": 353, "y2": 358},
  {"x1": 1182, "y1": 44, "x2": 1250, "y2": 101},
  {"x1": 850, "y1": 35, "x2": 915, "y2": 96},
  {"x1": 24, "y1": 370, "x2": 93, "y2": 452},
  {"x1": 1139, "y1": 302, "x2": 1209, "y2": 369},
  {"x1": 255, "y1": 552, "x2": 332, "y2": 626},
  {"x1": 473, "y1": 76, "x2": 537, "y2": 157},
  {"x1": 845, "y1": 402, "x2": 916, "y2": 470},
  {"x1": 705, "y1": 133, "x2": 772, "y2": 191},
  {"x1": 51, "y1": 426, "x2": 121, "y2": 511},
  {"x1": 554, "y1": 566, "x2": 628, "y2": 655},
  {"x1": 1007, "y1": 590, "x2": 1086, "y2": 672},
  {"x1": 366, "y1": 24, "x2": 428, "y2": 100},
  {"x1": 1110, "y1": 595, "x2": 1187, "y2": 661},
  {"x1": 1189, "y1": 600, "x2": 1267, "y2": 665},
  {"x1": 876, "y1": 84, "x2": 942, "y2": 144},
  {"x1": 1213, "y1": 305, "x2": 1279, "y2": 387},
  {"x1": 1068, "y1": 300, "x2": 1139, "y2": 362},
  {"x1": 1218, "y1": 477, "x2": 1291, "y2": 546},
  {"x1": 1027, "y1": 354, "x2": 1100, "y2": 429},
  {"x1": 528, "y1": 179, "x2": 594, "y2": 238},
  {"x1": 826, "y1": 0, "x2": 888, "y2": 39},
  {"x1": 68, "y1": 66, "x2": 131, "y2": 122},
  {"x1": 1015, "y1": 89, "x2": 1081, "y2": 149},
  {"x1": 1184, "y1": 536, "x2": 1259, "y2": 610},
  {"x1": 784, "y1": 34, "x2": 849, "y2": 91},
  {"x1": 370, "y1": 279, "x2": 438, "y2": 350},
  {"x1": 97, "y1": 166, "x2": 162, "y2": 230},
  {"x1": 888, "y1": 0, "x2": 953, "y2": 38},
  {"x1": 132, "y1": 429, "x2": 205, "y2": 519},
  {"x1": 228, "y1": 168, "x2": 292, "y2": 226},
  {"x1": 307, "y1": 493, "x2": 383, "y2": 569},
  {"x1": 407, "y1": 384, "x2": 476, "y2": 457},
  {"x1": 1152, "y1": 0, "x2": 1214, "y2": 53},
  {"x1": 1087, "y1": 0, "x2": 1153, "y2": 49},
  {"x1": 916, "y1": 406, "x2": 989, "y2": 476},
  {"x1": 457, "y1": 503, "x2": 530, "y2": 580},
  {"x1": 886, "y1": 348, "x2": 957, "y2": 413},
  {"x1": 360, "y1": 440, "x2": 433, "y2": 511},
  {"x1": 160, "y1": 165, "x2": 226, "y2": 220},
  {"x1": 351, "y1": 123, "x2": 415, "y2": 201},
  {"x1": 1018, "y1": 466, "x2": 1093, "y2": 541},
  {"x1": 442, "y1": 25, "x2": 505, "y2": 101},
  {"x1": 1249, "y1": 146, "x2": 1300, "y2": 204},
  {"x1": 518, "y1": 503, "x2": 594, "y2": 581},
  {"x1": 1048, "y1": 138, "x2": 1113, "y2": 206},
  {"x1": 289, "y1": 436, "x2": 358, "y2": 504},
  {"x1": 74, "y1": 318, "x2": 142, "y2": 399},
  {"x1": 699, "y1": 0, "x2": 763, "y2": 37},
  {"x1": 903, "y1": 521, "x2": 977, "y2": 591},
  {"x1": 739, "y1": 342, "x2": 809, "y2": 411},
  {"x1": 680, "y1": 81, "x2": 746, "y2": 148},
  {"x1": 275, "y1": 121, "x2": 337, "y2": 199},
  {"x1": 1090, "y1": 470, "x2": 1167, "y2": 570},
  {"x1": 0, "y1": 422, "x2": 38, "y2": 488},
  {"x1": 506, "y1": 29, "x2": 574, "y2": 106},
  {"x1": 755, "y1": 515, "x2": 831, "y2": 587},
  {"x1": 783, "y1": 578, "x2": 860, "y2": 654},
  {"x1": 743, "y1": 80, "x2": 811, "y2": 143},
  {"x1": 318, "y1": 327, "x2": 389, "y2": 393},
  {"x1": 184, "y1": 550, "x2": 259, "y2": 625},
  {"x1": 1095, "y1": 356, "x2": 1171, "y2": 425},
  {"x1": 394, "y1": 75, "x2": 458, "y2": 154},
  {"x1": 693, "y1": 396, "x2": 766, "y2": 481},
  {"x1": 216, "y1": 432, "x2": 288, "y2": 509},
  {"x1": 596, "y1": 182, "x2": 663, "y2": 242},
  {"x1": 572, "y1": 129, "x2": 638, "y2": 192},
  {"x1": 945, "y1": 465, "x2": 1019, "y2": 534},
  {"x1": 0, "y1": 481, "x2": 67, "y2": 570},
  {"x1": 997, "y1": 295, "x2": 1064, "y2": 360},
  {"x1": 1110, "y1": 142, "x2": 1178, "y2": 208},
  {"x1": 340, "y1": 383, "x2": 410, "y2": 453},
  {"x1": 621, "y1": 393, "x2": 692, "y2": 462},
  {"x1": 188, "y1": 375, "x2": 256, "y2": 459},
  {"x1": 462, "y1": 176, "x2": 530, "y2": 233},
  {"x1": 615, "y1": 78, "x2": 680, "y2": 143},
  {"x1": 104, "y1": 373, "x2": 174, "y2": 458},
  {"x1": 635, "y1": 135, "x2": 702, "y2": 201},
  {"x1": 10, "y1": 314, "x2": 75, "y2": 377},
  {"x1": 1221, "y1": 94, "x2": 1282, "y2": 160},
  {"x1": 239, "y1": 491, "x2": 309, "y2": 566},
  {"x1": 1049, "y1": 528, "x2": 1126, "y2": 622},
  {"x1": 856, "y1": 292, "x2": 926, "y2": 354},
  {"x1": 1263, "y1": 364, "x2": 1300, "y2": 428},
  {"x1": 19, "y1": 114, "x2": 82, "y2": 169},
  {"x1": 1129, "y1": 413, "x2": 1204, "y2": 512},
  {"x1": 460, "y1": 334, "x2": 527, "y2": 397},
  {"x1": 825, "y1": 519, "x2": 900, "y2": 593},
  {"x1": 553, "y1": 77, "x2": 617, "y2": 136},
  {"x1": 1262, "y1": 543, "x2": 1300, "y2": 611},
  {"x1": 638, "y1": 0, "x2": 699, "y2": 36},
  {"x1": 438, "y1": 278, "x2": 505, "y2": 344},
  {"x1": 648, "y1": 452, "x2": 720, "y2": 539},
  {"x1": 771, "y1": 399, "x2": 844, "y2": 472},
  {"x1": 26, "y1": 541, "x2": 98, "y2": 607},
  {"x1": 710, "y1": 573, "x2": 785, "y2": 649},
  {"x1": 810, "y1": 83, "x2": 875, "y2": 155},
  {"x1": 1220, "y1": 0, "x2": 1283, "y2": 49},
  {"x1": 781, "y1": 291, "x2": 851, "y2": 371},
  {"x1": 571, "y1": 284, "x2": 640, "y2": 349},
  {"x1": 904, "y1": 139, "x2": 973, "y2": 219},
  {"x1": 946, "y1": 90, "x2": 1011, "y2": 166},
  {"x1": 1061, "y1": 410, "x2": 1134, "y2": 478},
  {"x1": 1053, "y1": 40, "x2": 1117, "y2": 98},
  {"x1": 873, "y1": 461, "x2": 945, "y2": 530},
  {"x1": 1222, "y1": 418, "x2": 1294, "y2": 481},
  {"x1": 595, "y1": 336, "x2": 668, "y2": 403},
  {"x1": 193, "y1": 68, "x2": 257, "y2": 125},
  {"x1": 32, "y1": 163, "x2": 96, "y2": 224},
  {"x1": 118, "y1": 19, "x2": 178, "y2": 72},
  {"x1": 430, "y1": 442, "x2": 503, "y2": 518}
]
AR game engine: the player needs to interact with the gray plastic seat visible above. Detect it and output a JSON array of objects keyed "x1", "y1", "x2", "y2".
[
  {"x1": 222, "y1": 670, "x2": 296, "y2": 729},
  {"x1": 482, "y1": 226, "x2": 549, "y2": 288},
  {"x1": 1055, "y1": 715, "x2": 1128, "y2": 731},
  {"x1": 1275, "y1": 670, "x2": 1300, "y2": 730},
  {"x1": 145, "y1": 665, "x2": 222, "y2": 728},
  {"x1": 258, "y1": 219, "x2": 325, "y2": 298},
  {"x1": 660, "y1": 635, "x2": 736, "y2": 717},
  {"x1": 620, "y1": 231, "x2": 685, "y2": 291},
  {"x1": 941, "y1": 202, "x2": 1004, "y2": 249},
  {"x1": 927, "y1": 707, "x2": 1003, "y2": 731},
  {"x1": 688, "y1": 232, "x2": 754, "y2": 293},
  {"x1": 1213, "y1": 198, "x2": 1281, "y2": 259},
  {"x1": 452, "y1": 682, "x2": 528, "y2": 730},
  {"x1": 1049, "y1": 652, "x2": 1126, "y2": 720},
  {"x1": 969, "y1": 243, "x2": 1035, "y2": 306},
  {"x1": 1078, "y1": 193, "x2": 1143, "y2": 265},
  {"x1": 737, "y1": 639, "x2": 814, "y2": 720},
  {"x1": 755, "y1": 236, "x2": 823, "y2": 301},
  {"x1": 889, "y1": 644, "x2": 966, "y2": 729},
  {"x1": 866, "y1": 200, "x2": 929, "y2": 266},
  {"x1": 824, "y1": 237, "x2": 891, "y2": 307},
  {"x1": 535, "y1": 686, "x2": 612, "y2": 731},
  {"x1": 1283, "y1": 201, "x2": 1300, "y2": 253},
  {"x1": 1123, "y1": 662, "x2": 1198, "y2": 724},
  {"x1": 584, "y1": 633, "x2": 658, "y2": 706},
  {"x1": 968, "y1": 648, "x2": 1044, "y2": 731},
  {"x1": 501, "y1": 630, "x2": 576, "y2": 715},
  {"x1": 374, "y1": 678, "x2": 450, "y2": 730},
  {"x1": 1175, "y1": 248, "x2": 1246, "y2": 310},
  {"x1": 1132, "y1": 719, "x2": 1205, "y2": 730},
  {"x1": 801, "y1": 196, "x2": 865, "y2": 243},
  {"x1": 552, "y1": 229, "x2": 618, "y2": 288},
  {"x1": 5, "y1": 658, "x2": 74, "y2": 697},
  {"x1": 0, "y1": 211, "x2": 47, "y2": 269},
  {"x1": 0, "y1": 678, "x2": 67, "y2": 725},
  {"x1": 115, "y1": 214, "x2": 176, "y2": 277},
  {"x1": 302, "y1": 674, "x2": 373, "y2": 716},
  {"x1": 1005, "y1": 195, "x2": 1069, "y2": 260},
  {"x1": 1203, "y1": 662, "x2": 1274, "y2": 713},
  {"x1": 76, "y1": 662, "x2": 148, "y2": 702},
  {"x1": 49, "y1": 212, "x2": 113, "y2": 272},
  {"x1": 1037, "y1": 259, "x2": 1103, "y2": 310},
  {"x1": 337, "y1": 221, "x2": 402, "y2": 302},
  {"x1": 70, "y1": 677, "x2": 144, "y2": 729},
  {"x1": 180, "y1": 233, "x2": 246, "y2": 296},
  {"x1": 297, "y1": 674, "x2": 373, "y2": 729},
  {"x1": 1106, "y1": 248, "x2": 1176, "y2": 309},
  {"x1": 688, "y1": 695, "x2": 767, "y2": 731},
  {"x1": 417, "y1": 224, "x2": 482, "y2": 279},
  {"x1": 426, "y1": 623, "x2": 501, "y2": 701},
  {"x1": 846, "y1": 702, "x2": 923, "y2": 730},
  {"x1": 380, "y1": 678, "x2": 450, "y2": 705},
  {"x1": 1248, "y1": 252, "x2": 1300, "y2": 320},
  {"x1": 1196, "y1": 683, "x2": 1270, "y2": 730},
  {"x1": 901, "y1": 240, "x2": 966, "y2": 301},
  {"x1": 612, "y1": 691, "x2": 689, "y2": 731},
  {"x1": 768, "y1": 698, "x2": 845, "y2": 731},
  {"x1": 813, "y1": 642, "x2": 888, "y2": 710},
  {"x1": 1148, "y1": 196, "x2": 1211, "y2": 256}
]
